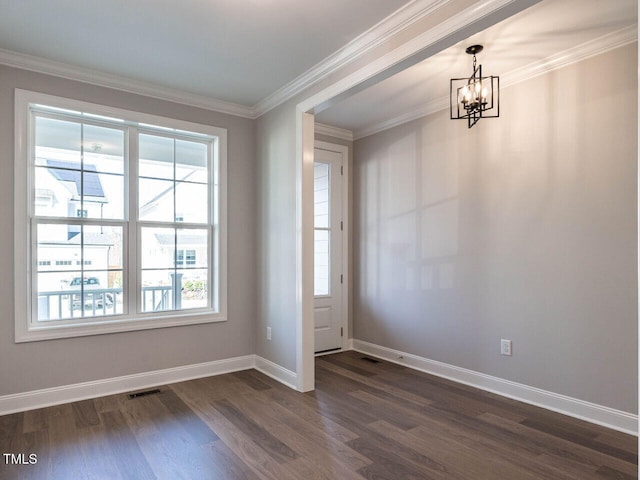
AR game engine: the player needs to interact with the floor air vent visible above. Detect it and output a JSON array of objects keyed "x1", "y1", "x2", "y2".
[
  {"x1": 128, "y1": 389, "x2": 161, "y2": 399},
  {"x1": 361, "y1": 357, "x2": 380, "y2": 364}
]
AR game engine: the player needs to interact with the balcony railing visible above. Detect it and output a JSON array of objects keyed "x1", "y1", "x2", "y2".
[{"x1": 37, "y1": 286, "x2": 174, "y2": 321}]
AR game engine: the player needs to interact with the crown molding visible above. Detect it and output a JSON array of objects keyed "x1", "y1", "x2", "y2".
[
  {"x1": 2, "y1": 4, "x2": 632, "y2": 126},
  {"x1": 354, "y1": 97, "x2": 448, "y2": 140},
  {"x1": 252, "y1": 0, "x2": 452, "y2": 117},
  {"x1": 0, "y1": 0, "x2": 454, "y2": 120},
  {"x1": 315, "y1": 122, "x2": 354, "y2": 141},
  {"x1": 353, "y1": 25, "x2": 638, "y2": 140},
  {"x1": 502, "y1": 24, "x2": 637, "y2": 88},
  {"x1": 298, "y1": 0, "x2": 538, "y2": 115},
  {"x1": 0, "y1": 48, "x2": 255, "y2": 119}
]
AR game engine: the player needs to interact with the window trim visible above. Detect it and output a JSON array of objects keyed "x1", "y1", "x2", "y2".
[{"x1": 14, "y1": 89, "x2": 228, "y2": 342}]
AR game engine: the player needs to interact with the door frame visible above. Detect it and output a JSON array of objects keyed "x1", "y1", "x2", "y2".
[{"x1": 314, "y1": 140, "x2": 350, "y2": 353}]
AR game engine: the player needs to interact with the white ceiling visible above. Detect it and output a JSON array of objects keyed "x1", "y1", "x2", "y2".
[
  {"x1": 0, "y1": 0, "x2": 635, "y2": 127},
  {"x1": 315, "y1": 0, "x2": 637, "y2": 137},
  {"x1": 0, "y1": 0, "x2": 409, "y2": 107}
]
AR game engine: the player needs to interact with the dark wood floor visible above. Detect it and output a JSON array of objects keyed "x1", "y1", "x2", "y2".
[{"x1": 1, "y1": 351, "x2": 637, "y2": 479}]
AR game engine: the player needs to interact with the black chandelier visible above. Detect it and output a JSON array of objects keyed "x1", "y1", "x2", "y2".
[{"x1": 450, "y1": 45, "x2": 499, "y2": 128}]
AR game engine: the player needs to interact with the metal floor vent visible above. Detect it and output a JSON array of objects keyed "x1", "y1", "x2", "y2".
[
  {"x1": 361, "y1": 357, "x2": 380, "y2": 364},
  {"x1": 128, "y1": 388, "x2": 161, "y2": 399}
]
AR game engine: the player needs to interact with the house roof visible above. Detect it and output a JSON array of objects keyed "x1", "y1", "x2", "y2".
[
  {"x1": 46, "y1": 160, "x2": 105, "y2": 198},
  {"x1": 41, "y1": 231, "x2": 115, "y2": 246},
  {"x1": 154, "y1": 233, "x2": 206, "y2": 246}
]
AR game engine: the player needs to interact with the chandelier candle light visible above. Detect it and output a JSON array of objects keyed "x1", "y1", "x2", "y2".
[{"x1": 450, "y1": 45, "x2": 499, "y2": 128}]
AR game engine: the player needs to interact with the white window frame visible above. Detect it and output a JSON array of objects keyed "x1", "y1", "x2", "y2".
[{"x1": 14, "y1": 89, "x2": 228, "y2": 342}]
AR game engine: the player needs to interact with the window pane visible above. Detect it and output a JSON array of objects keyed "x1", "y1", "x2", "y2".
[
  {"x1": 140, "y1": 228, "x2": 208, "y2": 313},
  {"x1": 35, "y1": 166, "x2": 80, "y2": 218},
  {"x1": 141, "y1": 269, "x2": 176, "y2": 312},
  {"x1": 37, "y1": 224, "x2": 123, "y2": 271},
  {"x1": 177, "y1": 229, "x2": 207, "y2": 268},
  {"x1": 34, "y1": 119, "x2": 124, "y2": 220},
  {"x1": 139, "y1": 134, "x2": 174, "y2": 179},
  {"x1": 79, "y1": 271, "x2": 119, "y2": 317},
  {"x1": 180, "y1": 269, "x2": 208, "y2": 310},
  {"x1": 39, "y1": 271, "x2": 118, "y2": 320},
  {"x1": 34, "y1": 166, "x2": 124, "y2": 220},
  {"x1": 314, "y1": 229, "x2": 330, "y2": 296},
  {"x1": 84, "y1": 225, "x2": 123, "y2": 270},
  {"x1": 38, "y1": 271, "x2": 83, "y2": 321},
  {"x1": 84, "y1": 172, "x2": 124, "y2": 220},
  {"x1": 176, "y1": 140, "x2": 208, "y2": 183},
  {"x1": 314, "y1": 163, "x2": 330, "y2": 228},
  {"x1": 83, "y1": 124, "x2": 124, "y2": 174},
  {"x1": 108, "y1": 271, "x2": 124, "y2": 302},
  {"x1": 37, "y1": 224, "x2": 81, "y2": 268},
  {"x1": 176, "y1": 182, "x2": 207, "y2": 223},
  {"x1": 139, "y1": 178, "x2": 174, "y2": 222},
  {"x1": 36, "y1": 224, "x2": 124, "y2": 320},
  {"x1": 35, "y1": 117, "x2": 81, "y2": 168},
  {"x1": 141, "y1": 227, "x2": 175, "y2": 269}
]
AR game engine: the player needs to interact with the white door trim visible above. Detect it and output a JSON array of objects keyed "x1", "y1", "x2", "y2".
[
  {"x1": 296, "y1": 111, "x2": 315, "y2": 392},
  {"x1": 315, "y1": 140, "x2": 350, "y2": 351}
]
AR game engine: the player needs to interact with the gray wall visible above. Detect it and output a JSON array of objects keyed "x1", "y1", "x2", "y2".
[
  {"x1": 0, "y1": 65, "x2": 257, "y2": 396},
  {"x1": 352, "y1": 44, "x2": 638, "y2": 413},
  {"x1": 252, "y1": 0, "x2": 528, "y2": 376},
  {"x1": 255, "y1": 105, "x2": 298, "y2": 371},
  {"x1": 253, "y1": 123, "x2": 354, "y2": 373}
]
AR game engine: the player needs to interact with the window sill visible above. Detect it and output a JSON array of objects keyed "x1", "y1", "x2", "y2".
[{"x1": 15, "y1": 311, "x2": 227, "y2": 343}]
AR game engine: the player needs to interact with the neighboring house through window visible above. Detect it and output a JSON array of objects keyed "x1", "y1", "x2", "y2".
[{"x1": 14, "y1": 90, "x2": 227, "y2": 342}]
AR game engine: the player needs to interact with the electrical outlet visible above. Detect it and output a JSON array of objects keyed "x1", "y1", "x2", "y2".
[
  {"x1": 500, "y1": 339, "x2": 512, "y2": 356},
  {"x1": 267, "y1": 326, "x2": 272, "y2": 341}
]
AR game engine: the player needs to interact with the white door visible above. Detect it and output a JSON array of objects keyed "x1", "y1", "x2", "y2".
[{"x1": 314, "y1": 146, "x2": 344, "y2": 353}]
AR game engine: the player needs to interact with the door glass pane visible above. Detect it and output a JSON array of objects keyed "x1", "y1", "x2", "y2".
[
  {"x1": 314, "y1": 229, "x2": 330, "y2": 296},
  {"x1": 314, "y1": 161, "x2": 331, "y2": 296},
  {"x1": 314, "y1": 162, "x2": 330, "y2": 228}
]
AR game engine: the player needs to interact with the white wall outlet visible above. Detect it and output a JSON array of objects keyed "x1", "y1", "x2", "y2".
[
  {"x1": 500, "y1": 339, "x2": 512, "y2": 356},
  {"x1": 267, "y1": 326, "x2": 272, "y2": 341}
]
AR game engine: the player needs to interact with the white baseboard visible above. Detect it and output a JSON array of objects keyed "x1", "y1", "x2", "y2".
[
  {"x1": 0, "y1": 355, "x2": 255, "y2": 416},
  {"x1": 5, "y1": 342, "x2": 633, "y2": 437},
  {"x1": 254, "y1": 355, "x2": 298, "y2": 390},
  {"x1": 352, "y1": 340, "x2": 638, "y2": 436}
]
